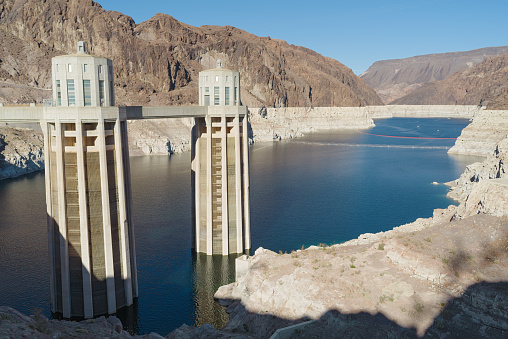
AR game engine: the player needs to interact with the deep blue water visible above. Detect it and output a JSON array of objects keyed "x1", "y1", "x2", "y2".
[{"x1": 0, "y1": 118, "x2": 481, "y2": 335}]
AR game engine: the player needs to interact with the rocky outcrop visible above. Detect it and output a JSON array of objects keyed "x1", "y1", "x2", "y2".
[
  {"x1": 0, "y1": 126, "x2": 44, "y2": 179},
  {"x1": 361, "y1": 46, "x2": 508, "y2": 104},
  {"x1": 448, "y1": 109, "x2": 508, "y2": 156},
  {"x1": 127, "y1": 118, "x2": 194, "y2": 155},
  {"x1": 446, "y1": 136, "x2": 507, "y2": 219},
  {"x1": 391, "y1": 54, "x2": 508, "y2": 109},
  {"x1": 249, "y1": 107, "x2": 374, "y2": 142},
  {"x1": 214, "y1": 213, "x2": 508, "y2": 337},
  {"x1": 0, "y1": 0, "x2": 382, "y2": 108},
  {"x1": 0, "y1": 306, "x2": 164, "y2": 338},
  {"x1": 210, "y1": 134, "x2": 508, "y2": 337}
]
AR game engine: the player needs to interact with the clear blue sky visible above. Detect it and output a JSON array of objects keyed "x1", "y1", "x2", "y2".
[{"x1": 97, "y1": 0, "x2": 508, "y2": 75}]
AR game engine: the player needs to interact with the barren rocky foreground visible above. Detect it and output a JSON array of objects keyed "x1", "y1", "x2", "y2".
[{"x1": 200, "y1": 134, "x2": 508, "y2": 338}]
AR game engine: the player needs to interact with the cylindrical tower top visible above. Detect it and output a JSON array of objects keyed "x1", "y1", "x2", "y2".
[
  {"x1": 199, "y1": 65, "x2": 240, "y2": 107},
  {"x1": 51, "y1": 43, "x2": 115, "y2": 107}
]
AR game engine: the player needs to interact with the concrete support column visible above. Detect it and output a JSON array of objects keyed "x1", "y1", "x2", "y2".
[
  {"x1": 121, "y1": 120, "x2": 138, "y2": 298},
  {"x1": 55, "y1": 119, "x2": 71, "y2": 318},
  {"x1": 206, "y1": 115, "x2": 213, "y2": 255},
  {"x1": 97, "y1": 118, "x2": 117, "y2": 314},
  {"x1": 75, "y1": 119, "x2": 94, "y2": 318},
  {"x1": 234, "y1": 114, "x2": 243, "y2": 253},
  {"x1": 242, "y1": 115, "x2": 251, "y2": 251},
  {"x1": 42, "y1": 121, "x2": 57, "y2": 313},
  {"x1": 192, "y1": 118, "x2": 201, "y2": 252},
  {"x1": 221, "y1": 115, "x2": 229, "y2": 255},
  {"x1": 114, "y1": 118, "x2": 133, "y2": 306}
]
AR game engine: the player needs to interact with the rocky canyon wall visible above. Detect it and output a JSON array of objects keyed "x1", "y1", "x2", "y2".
[{"x1": 0, "y1": 0, "x2": 382, "y2": 109}]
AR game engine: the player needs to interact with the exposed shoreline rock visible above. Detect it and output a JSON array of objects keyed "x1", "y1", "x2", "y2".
[
  {"x1": 0, "y1": 126, "x2": 44, "y2": 180},
  {"x1": 448, "y1": 109, "x2": 508, "y2": 156},
  {"x1": 248, "y1": 106, "x2": 375, "y2": 142},
  {"x1": 0, "y1": 306, "x2": 164, "y2": 338},
  {"x1": 208, "y1": 135, "x2": 508, "y2": 338}
]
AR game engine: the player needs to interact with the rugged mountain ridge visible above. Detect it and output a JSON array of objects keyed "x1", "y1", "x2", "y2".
[
  {"x1": 361, "y1": 46, "x2": 508, "y2": 104},
  {"x1": 0, "y1": 0, "x2": 382, "y2": 108},
  {"x1": 391, "y1": 54, "x2": 508, "y2": 109}
]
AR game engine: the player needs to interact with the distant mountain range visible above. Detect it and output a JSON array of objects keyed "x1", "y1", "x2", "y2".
[
  {"x1": 0, "y1": 0, "x2": 382, "y2": 107},
  {"x1": 391, "y1": 53, "x2": 508, "y2": 109},
  {"x1": 361, "y1": 46, "x2": 508, "y2": 105}
]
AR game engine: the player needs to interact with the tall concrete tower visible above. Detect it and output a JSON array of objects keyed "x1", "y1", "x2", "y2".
[
  {"x1": 43, "y1": 42, "x2": 137, "y2": 318},
  {"x1": 191, "y1": 60, "x2": 251, "y2": 255}
]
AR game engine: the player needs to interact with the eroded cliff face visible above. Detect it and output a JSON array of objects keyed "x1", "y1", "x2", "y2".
[
  {"x1": 447, "y1": 136, "x2": 507, "y2": 219},
  {"x1": 0, "y1": 126, "x2": 44, "y2": 180},
  {"x1": 448, "y1": 109, "x2": 508, "y2": 156},
  {"x1": 0, "y1": 0, "x2": 382, "y2": 108}
]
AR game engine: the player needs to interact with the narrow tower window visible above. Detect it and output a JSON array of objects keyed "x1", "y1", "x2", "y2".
[
  {"x1": 83, "y1": 64, "x2": 88, "y2": 72},
  {"x1": 67, "y1": 80, "x2": 75, "y2": 106},
  {"x1": 214, "y1": 86, "x2": 220, "y2": 105},
  {"x1": 56, "y1": 80, "x2": 61, "y2": 106},
  {"x1": 225, "y1": 87, "x2": 230, "y2": 105},
  {"x1": 99, "y1": 80, "x2": 105, "y2": 106},
  {"x1": 83, "y1": 80, "x2": 91, "y2": 106},
  {"x1": 109, "y1": 81, "x2": 114, "y2": 106},
  {"x1": 68, "y1": 64, "x2": 72, "y2": 72}
]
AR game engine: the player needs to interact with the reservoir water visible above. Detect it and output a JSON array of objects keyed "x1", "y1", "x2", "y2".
[{"x1": 0, "y1": 118, "x2": 482, "y2": 335}]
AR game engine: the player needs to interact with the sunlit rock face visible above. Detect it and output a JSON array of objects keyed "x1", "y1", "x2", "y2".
[{"x1": 0, "y1": 0, "x2": 382, "y2": 108}]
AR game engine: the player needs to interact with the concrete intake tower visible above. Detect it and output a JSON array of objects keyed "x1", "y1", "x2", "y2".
[
  {"x1": 0, "y1": 43, "x2": 251, "y2": 319},
  {"x1": 192, "y1": 60, "x2": 251, "y2": 255},
  {"x1": 45, "y1": 42, "x2": 137, "y2": 318}
]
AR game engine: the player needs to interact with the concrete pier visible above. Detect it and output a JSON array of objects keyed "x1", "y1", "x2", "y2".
[
  {"x1": 43, "y1": 113, "x2": 138, "y2": 318},
  {"x1": 192, "y1": 62, "x2": 251, "y2": 255},
  {"x1": 42, "y1": 43, "x2": 138, "y2": 318}
]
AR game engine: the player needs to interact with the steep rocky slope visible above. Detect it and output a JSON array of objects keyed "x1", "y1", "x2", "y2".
[
  {"x1": 361, "y1": 46, "x2": 508, "y2": 104},
  {"x1": 0, "y1": 0, "x2": 382, "y2": 108},
  {"x1": 391, "y1": 54, "x2": 508, "y2": 109}
]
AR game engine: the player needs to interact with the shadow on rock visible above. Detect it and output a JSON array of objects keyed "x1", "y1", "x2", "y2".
[{"x1": 169, "y1": 281, "x2": 508, "y2": 338}]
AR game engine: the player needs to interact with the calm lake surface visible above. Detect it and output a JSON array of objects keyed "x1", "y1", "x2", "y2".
[{"x1": 0, "y1": 118, "x2": 482, "y2": 335}]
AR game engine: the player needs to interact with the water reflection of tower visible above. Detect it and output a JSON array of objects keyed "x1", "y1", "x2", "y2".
[{"x1": 192, "y1": 253, "x2": 238, "y2": 329}]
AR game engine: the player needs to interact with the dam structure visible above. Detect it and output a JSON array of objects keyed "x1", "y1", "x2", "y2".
[
  {"x1": 192, "y1": 61, "x2": 251, "y2": 255},
  {"x1": 0, "y1": 43, "x2": 251, "y2": 318}
]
